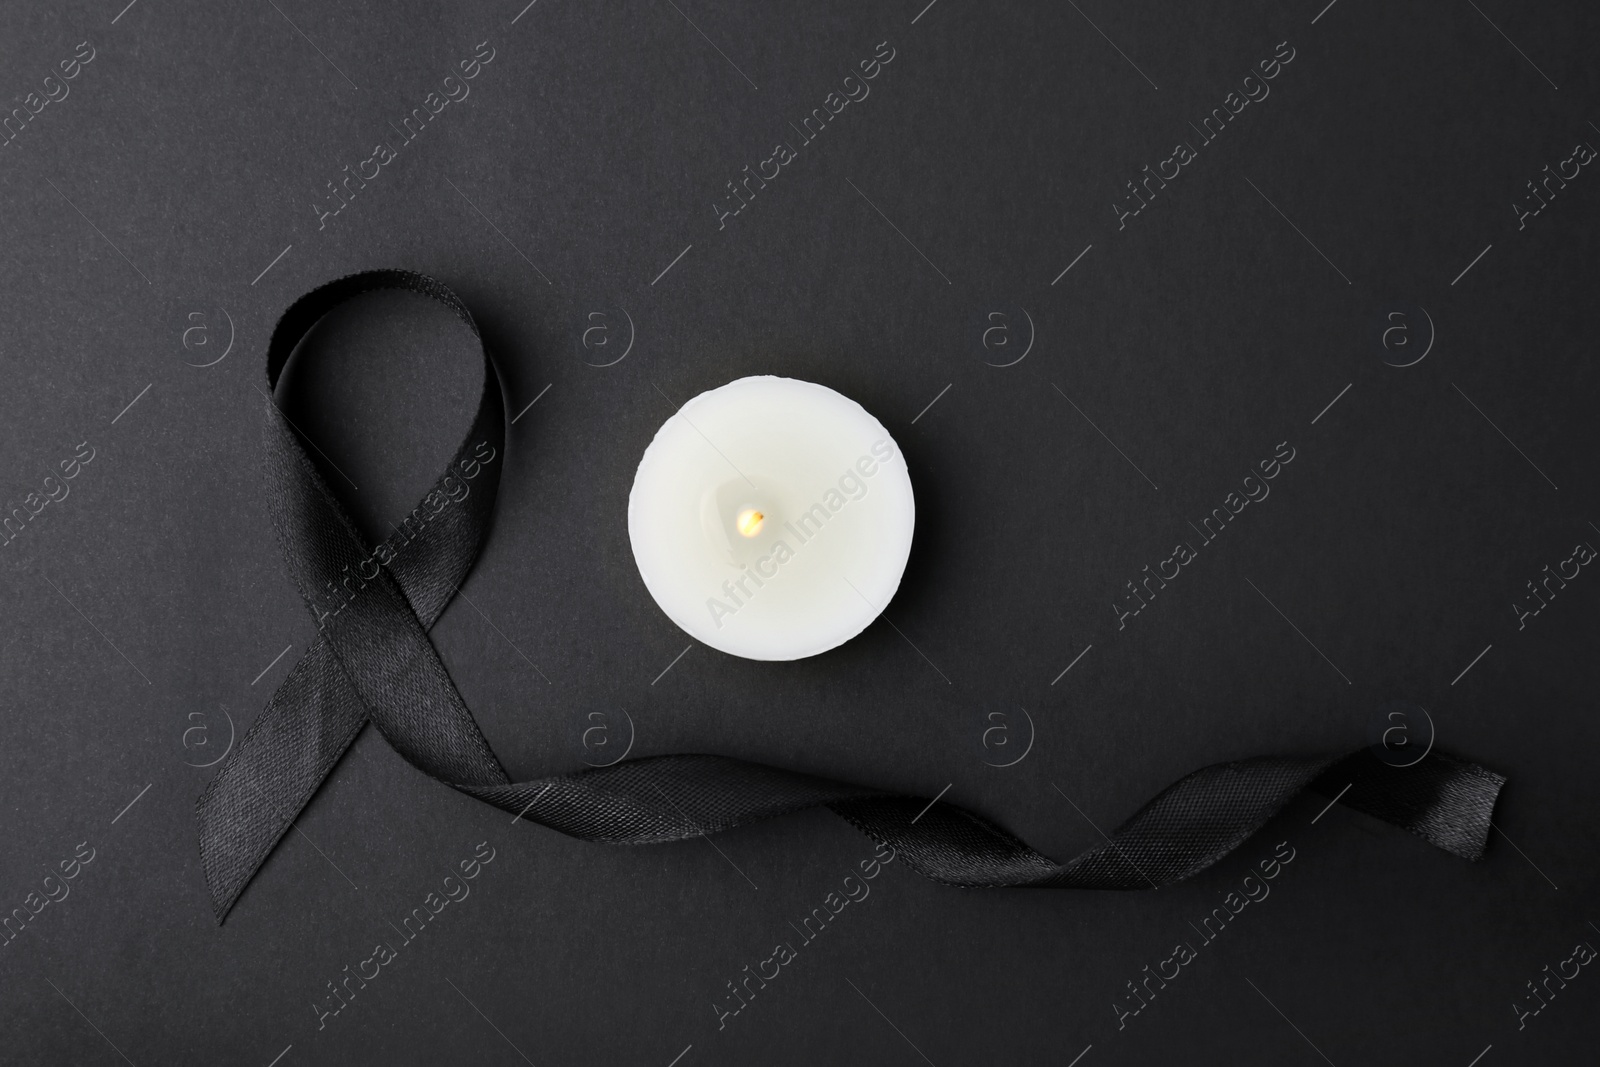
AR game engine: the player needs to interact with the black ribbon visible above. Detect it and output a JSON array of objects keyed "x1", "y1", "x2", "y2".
[{"x1": 196, "y1": 271, "x2": 1507, "y2": 922}]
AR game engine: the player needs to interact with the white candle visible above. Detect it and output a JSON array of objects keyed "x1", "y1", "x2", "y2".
[{"x1": 628, "y1": 375, "x2": 915, "y2": 661}]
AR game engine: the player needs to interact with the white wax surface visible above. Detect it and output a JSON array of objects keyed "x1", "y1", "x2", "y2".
[{"x1": 628, "y1": 376, "x2": 915, "y2": 661}]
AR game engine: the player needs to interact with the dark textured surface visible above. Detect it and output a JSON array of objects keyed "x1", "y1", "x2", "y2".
[{"x1": 2, "y1": 1, "x2": 1598, "y2": 1064}]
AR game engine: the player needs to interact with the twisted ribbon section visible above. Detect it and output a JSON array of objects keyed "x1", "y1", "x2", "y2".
[{"x1": 196, "y1": 271, "x2": 1507, "y2": 922}]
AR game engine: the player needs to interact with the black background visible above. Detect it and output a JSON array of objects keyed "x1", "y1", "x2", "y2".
[{"x1": 2, "y1": 0, "x2": 1597, "y2": 1063}]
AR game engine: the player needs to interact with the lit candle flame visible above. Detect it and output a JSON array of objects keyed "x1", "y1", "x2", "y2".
[{"x1": 736, "y1": 509, "x2": 765, "y2": 538}]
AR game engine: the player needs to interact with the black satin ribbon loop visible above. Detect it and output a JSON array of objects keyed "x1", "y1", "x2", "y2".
[{"x1": 196, "y1": 271, "x2": 1507, "y2": 923}]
